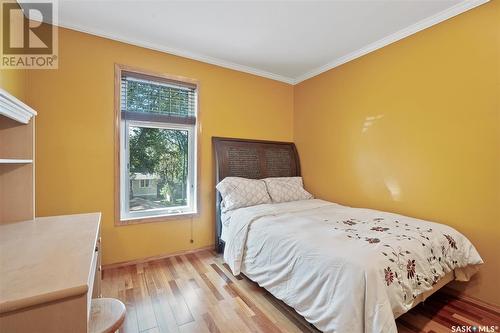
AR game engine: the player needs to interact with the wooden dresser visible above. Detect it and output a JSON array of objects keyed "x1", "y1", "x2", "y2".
[{"x1": 0, "y1": 213, "x2": 101, "y2": 332}]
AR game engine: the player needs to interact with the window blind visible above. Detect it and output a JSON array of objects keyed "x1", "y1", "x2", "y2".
[{"x1": 121, "y1": 71, "x2": 197, "y2": 125}]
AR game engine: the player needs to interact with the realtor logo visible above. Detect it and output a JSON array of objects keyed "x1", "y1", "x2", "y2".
[{"x1": 1, "y1": 0, "x2": 58, "y2": 69}]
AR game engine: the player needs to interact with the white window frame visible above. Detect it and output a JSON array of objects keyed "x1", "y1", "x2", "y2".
[{"x1": 120, "y1": 120, "x2": 197, "y2": 221}]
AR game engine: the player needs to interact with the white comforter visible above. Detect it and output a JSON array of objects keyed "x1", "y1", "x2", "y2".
[{"x1": 223, "y1": 199, "x2": 483, "y2": 333}]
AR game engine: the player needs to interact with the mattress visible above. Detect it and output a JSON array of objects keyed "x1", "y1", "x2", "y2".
[{"x1": 222, "y1": 199, "x2": 482, "y2": 333}]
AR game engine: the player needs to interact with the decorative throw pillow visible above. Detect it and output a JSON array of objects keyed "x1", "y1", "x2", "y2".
[
  {"x1": 263, "y1": 177, "x2": 313, "y2": 203},
  {"x1": 216, "y1": 177, "x2": 271, "y2": 212}
]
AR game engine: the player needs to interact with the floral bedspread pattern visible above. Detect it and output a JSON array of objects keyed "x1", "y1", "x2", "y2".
[{"x1": 330, "y1": 215, "x2": 474, "y2": 305}]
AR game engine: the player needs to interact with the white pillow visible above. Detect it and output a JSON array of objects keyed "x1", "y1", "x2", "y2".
[
  {"x1": 263, "y1": 177, "x2": 313, "y2": 203},
  {"x1": 216, "y1": 177, "x2": 271, "y2": 212}
]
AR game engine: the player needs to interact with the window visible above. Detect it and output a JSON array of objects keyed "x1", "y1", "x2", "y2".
[{"x1": 118, "y1": 68, "x2": 198, "y2": 222}]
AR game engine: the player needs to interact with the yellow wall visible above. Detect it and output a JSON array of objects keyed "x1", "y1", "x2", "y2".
[
  {"x1": 294, "y1": 1, "x2": 499, "y2": 305},
  {"x1": 0, "y1": 69, "x2": 27, "y2": 100},
  {"x1": 26, "y1": 28, "x2": 294, "y2": 265}
]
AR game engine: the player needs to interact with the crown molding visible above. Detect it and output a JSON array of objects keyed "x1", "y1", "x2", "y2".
[
  {"x1": 54, "y1": 21, "x2": 296, "y2": 85},
  {"x1": 16, "y1": 0, "x2": 294, "y2": 83},
  {"x1": 28, "y1": 0, "x2": 488, "y2": 85},
  {"x1": 294, "y1": 0, "x2": 490, "y2": 84}
]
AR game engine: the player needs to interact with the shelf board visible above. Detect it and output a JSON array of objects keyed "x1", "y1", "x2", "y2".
[
  {"x1": 0, "y1": 88, "x2": 37, "y2": 124},
  {"x1": 0, "y1": 159, "x2": 33, "y2": 164}
]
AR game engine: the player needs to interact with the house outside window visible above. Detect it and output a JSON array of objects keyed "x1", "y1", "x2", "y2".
[
  {"x1": 138, "y1": 177, "x2": 152, "y2": 188},
  {"x1": 117, "y1": 66, "x2": 198, "y2": 223}
]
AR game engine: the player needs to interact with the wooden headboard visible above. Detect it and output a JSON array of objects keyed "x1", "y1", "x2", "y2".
[{"x1": 212, "y1": 137, "x2": 301, "y2": 253}]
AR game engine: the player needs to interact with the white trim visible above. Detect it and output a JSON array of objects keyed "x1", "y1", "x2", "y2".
[
  {"x1": 51, "y1": 0, "x2": 487, "y2": 85},
  {"x1": 120, "y1": 120, "x2": 197, "y2": 221},
  {"x1": 294, "y1": 0, "x2": 490, "y2": 84},
  {"x1": 0, "y1": 159, "x2": 33, "y2": 164},
  {"x1": 32, "y1": 117, "x2": 36, "y2": 220},
  {"x1": 55, "y1": 21, "x2": 296, "y2": 85},
  {"x1": 0, "y1": 89, "x2": 37, "y2": 124}
]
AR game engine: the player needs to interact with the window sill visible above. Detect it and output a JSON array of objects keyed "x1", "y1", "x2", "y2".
[{"x1": 117, "y1": 211, "x2": 198, "y2": 226}]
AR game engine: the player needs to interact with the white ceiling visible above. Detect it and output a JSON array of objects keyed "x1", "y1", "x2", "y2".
[{"x1": 50, "y1": 0, "x2": 486, "y2": 84}]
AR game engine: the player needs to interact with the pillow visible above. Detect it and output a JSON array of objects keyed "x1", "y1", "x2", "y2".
[
  {"x1": 263, "y1": 177, "x2": 313, "y2": 203},
  {"x1": 216, "y1": 177, "x2": 271, "y2": 212}
]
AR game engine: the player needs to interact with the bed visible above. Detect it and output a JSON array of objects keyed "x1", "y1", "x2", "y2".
[{"x1": 212, "y1": 137, "x2": 483, "y2": 333}]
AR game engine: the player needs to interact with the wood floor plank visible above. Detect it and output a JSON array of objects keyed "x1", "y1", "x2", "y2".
[
  {"x1": 166, "y1": 257, "x2": 180, "y2": 279},
  {"x1": 179, "y1": 255, "x2": 221, "y2": 305},
  {"x1": 175, "y1": 255, "x2": 185, "y2": 267},
  {"x1": 205, "y1": 268, "x2": 238, "y2": 299},
  {"x1": 121, "y1": 265, "x2": 134, "y2": 290},
  {"x1": 222, "y1": 280, "x2": 283, "y2": 332},
  {"x1": 144, "y1": 264, "x2": 186, "y2": 332},
  {"x1": 399, "y1": 310, "x2": 450, "y2": 333},
  {"x1": 431, "y1": 297, "x2": 484, "y2": 322},
  {"x1": 234, "y1": 305, "x2": 261, "y2": 333},
  {"x1": 435, "y1": 294, "x2": 500, "y2": 324},
  {"x1": 396, "y1": 319, "x2": 422, "y2": 333},
  {"x1": 443, "y1": 294, "x2": 499, "y2": 316},
  {"x1": 234, "y1": 296, "x2": 255, "y2": 317},
  {"x1": 131, "y1": 270, "x2": 157, "y2": 332},
  {"x1": 202, "y1": 312, "x2": 221, "y2": 333},
  {"x1": 103, "y1": 250, "x2": 500, "y2": 333},
  {"x1": 415, "y1": 301, "x2": 472, "y2": 329},
  {"x1": 204, "y1": 302, "x2": 241, "y2": 332},
  {"x1": 210, "y1": 263, "x2": 233, "y2": 284},
  {"x1": 107, "y1": 266, "x2": 122, "y2": 298},
  {"x1": 233, "y1": 276, "x2": 304, "y2": 331},
  {"x1": 395, "y1": 323, "x2": 418, "y2": 333},
  {"x1": 185, "y1": 255, "x2": 226, "y2": 301},
  {"x1": 144, "y1": 262, "x2": 163, "y2": 295},
  {"x1": 175, "y1": 276, "x2": 210, "y2": 318},
  {"x1": 178, "y1": 321, "x2": 210, "y2": 333},
  {"x1": 168, "y1": 280, "x2": 196, "y2": 325},
  {"x1": 200, "y1": 272, "x2": 225, "y2": 301},
  {"x1": 171, "y1": 255, "x2": 194, "y2": 282},
  {"x1": 149, "y1": 293, "x2": 180, "y2": 333},
  {"x1": 101, "y1": 269, "x2": 113, "y2": 298},
  {"x1": 452, "y1": 313, "x2": 482, "y2": 327},
  {"x1": 118, "y1": 288, "x2": 140, "y2": 333},
  {"x1": 185, "y1": 253, "x2": 207, "y2": 274},
  {"x1": 188, "y1": 278, "x2": 200, "y2": 290},
  {"x1": 142, "y1": 328, "x2": 160, "y2": 333}
]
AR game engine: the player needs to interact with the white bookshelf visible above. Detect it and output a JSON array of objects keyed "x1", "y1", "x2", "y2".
[{"x1": 0, "y1": 89, "x2": 37, "y2": 223}]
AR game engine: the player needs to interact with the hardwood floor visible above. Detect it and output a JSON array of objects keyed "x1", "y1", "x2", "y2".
[{"x1": 102, "y1": 249, "x2": 499, "y2": 333}]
